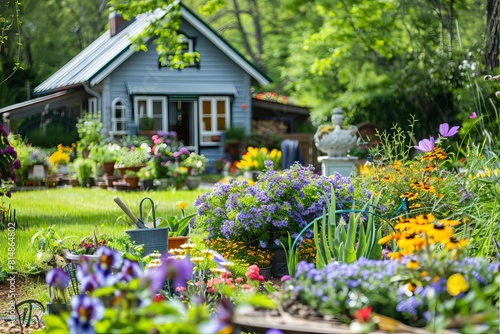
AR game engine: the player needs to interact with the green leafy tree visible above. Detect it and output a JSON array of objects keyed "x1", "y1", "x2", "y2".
[{"x1": 109, "y1": 0, "x2": 199, "y2": 69}]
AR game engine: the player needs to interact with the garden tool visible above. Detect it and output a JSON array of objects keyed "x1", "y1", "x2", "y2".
[{"x1": 113, "y1": 196, "x2": 147, "y2": 229}]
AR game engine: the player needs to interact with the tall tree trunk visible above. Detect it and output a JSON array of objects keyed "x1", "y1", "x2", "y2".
[{"x1": 485, "y1": 0, "x2": 500, "y2": 71}]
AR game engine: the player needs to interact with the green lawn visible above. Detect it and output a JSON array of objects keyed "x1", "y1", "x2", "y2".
[{"x1": 0, "y1": 187, "x2": 209, "y2": 274}]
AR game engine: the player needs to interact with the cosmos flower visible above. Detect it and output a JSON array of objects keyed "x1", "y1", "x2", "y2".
[
  {"x1": 439, "y1": 123, "x2": 460, "y2": 137},
  {"x1": 414, "y1": 137, "x2": 435, "y2": 153}
]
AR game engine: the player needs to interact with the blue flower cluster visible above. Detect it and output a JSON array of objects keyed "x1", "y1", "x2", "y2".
[
  {"x1": 286, "y1": 257, "x2": 500, "y2": 327},
  {"x1": 194, "y1": 163, "x2": 355, "y2": 246}
]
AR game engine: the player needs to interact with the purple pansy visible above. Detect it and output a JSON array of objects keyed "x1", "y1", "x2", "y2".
[
  {"x1": 117, "y1": 259, "x2": 143, "y2": 283},
  {"x1": 414, "y1": 137, "x2": 435, "y2": 153},
  {"x1": 67, "y1": 294, "x2": 104, "y2": 334},
  {"x1": 46, "y1": 268, "x2": 69, "y2": 290},
  {"x1": 439, "y1": 123, "x2": 460, "y2": 137}
]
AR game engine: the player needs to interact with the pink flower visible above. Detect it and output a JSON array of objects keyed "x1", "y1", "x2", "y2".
[
  {"x1": 414, "y1": 137, "x2": 435, "y2": 153},
  {"x1": 469, "y1": 112, "x2": 477, "y2": 119}
]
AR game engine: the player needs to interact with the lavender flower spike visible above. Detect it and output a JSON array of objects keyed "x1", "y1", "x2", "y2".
[
  {"x1": 439, "y1": 123, "x2": 460, "y2": 137},
  {"x1": 414, "y1": 137, "x2": 435, "y2": 153}
]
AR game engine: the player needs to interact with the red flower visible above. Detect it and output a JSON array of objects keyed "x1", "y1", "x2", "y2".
[
  {"x1": 353, "y1": 306, "x2": 372, "y2": 323},
  {"x1": 153, "y1": 294, "x2": 165, "y2": 303}
]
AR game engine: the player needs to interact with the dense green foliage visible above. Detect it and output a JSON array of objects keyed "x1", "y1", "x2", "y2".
[{"x1": 1, "y1": 0, "x2": 498, "y2": 140}]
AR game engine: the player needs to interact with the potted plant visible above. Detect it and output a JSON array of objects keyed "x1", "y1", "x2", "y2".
[
  {"x1": 181, "y1": 152, "x2": 206, "y2": 190},
  {"x1": 89, "y1": 143, "x2": 120, "y2": 176},
  {"x1": 137, "y1": 166, "x2": 155, "y2": 190},
  {"x1": 116, "y1": 146, "x2": 148, "y2": 178},
  {"x1": 48, "y1": 144, "x2": 73, "y2": 175},
  {"x1": 123, "y1": 170, "x2": 139, "y2": 190},
  {"x1": 156, "y1": 201, "x2": 196, "y2": 250},
  {"x1": 73, "y1": 158, "x2": 96, "y2": 188},
  {"x1": 26, "y1": 145, "x2": 49, "y2": 179},
  {"x1": 236, "y1": 146, "x2": 282, "y2": 182},
  {"x1": 138, "y1": 117, "x2": 155, "y2": 136},
  {"x1": 75, "y1": 112, "x2": 104, "y2": 157},
  {"x1": 46, "y1": 268, "x2": 70, "y2": 315}
]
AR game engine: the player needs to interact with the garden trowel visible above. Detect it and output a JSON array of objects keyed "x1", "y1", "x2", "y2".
[{"x1": 113, "y1": 196, "x2": 147, "y2": 229}]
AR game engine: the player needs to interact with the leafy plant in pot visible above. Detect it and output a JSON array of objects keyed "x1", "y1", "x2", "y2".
[
  {"x1": 156, "y1": 201, "x2": 196, "y2": 250},
  {"x1": 116, "y1": 146, "x2": 148, "y2": 178},
  {"x1": 89, "y1": 144, "x2": 120, "y2": 176},
  {"x1": 123, "y1": 170, "x2": 139, "y2": 190},
  {"x1": 73, "y1": 158, "x2": 96, "y2": 187}
]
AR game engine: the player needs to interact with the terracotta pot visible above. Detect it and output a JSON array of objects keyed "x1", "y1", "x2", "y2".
[
  {"x1": 168, "y1": 236, "x2": 189, "y2": 250},
  {"x1": 117, "y1": 165, "x2": 145, "y2": 179},
  {"x1": 102, "y1": 161, "x2": 116, "y2": 176},
  {"x1": 123, "y1": 175, "x2": 139, "y2": 190}
]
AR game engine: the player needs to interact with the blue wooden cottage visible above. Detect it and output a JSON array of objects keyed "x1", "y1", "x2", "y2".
[{"x1": 0, "y1": 4, "x2": 271, "y2": 163}]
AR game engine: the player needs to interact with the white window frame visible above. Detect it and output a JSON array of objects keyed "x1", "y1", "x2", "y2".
[
  {"x1": 111, "y1": 98, "x2": 128, "y2": 135},
  {"x1": 133, "y1": 96, "x2": 167, "y2": 131},
  {"x1": 88, "y1": 97, "x2": 98, "y2": 115},
  {"x1": 199, "y1": 96, "x2": 230, "y2": 146}
]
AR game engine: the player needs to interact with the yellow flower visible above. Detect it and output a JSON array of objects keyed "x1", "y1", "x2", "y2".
[
  {"x1": 191, "y1": 257, "x2": 205, "y2": 264},
  {"x1": 442, "y1": 236, "x2": 468, "y2": 250},
  {"x1": 446, "y1": 273, "x2": 469, "y2": 296},
  {"x1": 175, "y1": 201, "x2": 188, "y2": 210},
  {"x1": 406, "y1": 259, "x2": 420, "y2": 270}
]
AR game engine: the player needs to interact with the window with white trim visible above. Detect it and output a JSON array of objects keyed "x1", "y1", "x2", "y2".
[
  {"x1": 199, "y1": 96, "x2": 230, "y2": 145},
  {"x1": 134, "y1": 96, "x2": 167, "y2": 131},
  {"x1": 160, "y1": 35, "x2": 198, "y2": 68},
  {"x1": 111, "y1": 98, "x2": 128, "y2": 135}
]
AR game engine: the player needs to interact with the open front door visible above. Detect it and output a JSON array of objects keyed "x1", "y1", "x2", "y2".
[{"x1": 168, "y1": 99, "x2": 198, "y2": 152}]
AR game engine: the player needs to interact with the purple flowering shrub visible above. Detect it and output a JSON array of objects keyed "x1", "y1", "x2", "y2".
[
  {"x1": 194, "y1": 163, "x2": 355, "y2": 247},
  {"x1": 0, "y1": 123, "x2": 20, "y2": 197},
  {"x1": 283, "y1": 257, "x2": 499, "y2": 330}
]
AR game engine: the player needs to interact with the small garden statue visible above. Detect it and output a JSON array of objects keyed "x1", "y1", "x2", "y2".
[{"x1": 314, "y1": 107, "x2": 359, "y2": 176}]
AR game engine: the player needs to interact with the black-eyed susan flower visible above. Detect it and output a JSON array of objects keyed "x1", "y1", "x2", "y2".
[
  {"x1": 424, "y1": 223, "x2": 454, "y2": 243},
  {"x1": 400, "y1": 192, "x2": 419, "y2": 201},
  {"x1": 442, "y1": 236, "x2": 468, "y2": 250}
]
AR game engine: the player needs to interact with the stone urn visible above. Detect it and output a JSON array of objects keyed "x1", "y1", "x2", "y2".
[
  {"x1": 314, "y1": 108, "x2": 359, "y2": 157},
  {"x1": 314, "y1": 108, "x2": 359, "y2": 177}
]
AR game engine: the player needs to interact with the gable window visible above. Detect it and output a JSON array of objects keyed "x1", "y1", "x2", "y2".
[
  {"x1": 199, "y1": 96, "x2": 230, "y2": 146},
  {"x1": 111, "y1": 98, "x2": 128, "y2": 135},
  {"x1": 134, "y1": 96, "x2": 167, "y2": 131},
  {"x1": 159, "y1": 34, "x2": 198, "y2": 68}
]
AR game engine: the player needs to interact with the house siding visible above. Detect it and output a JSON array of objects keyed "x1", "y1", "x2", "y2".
[{"x1": 101, "y1": 19, "x2": 251, "y2": 163}]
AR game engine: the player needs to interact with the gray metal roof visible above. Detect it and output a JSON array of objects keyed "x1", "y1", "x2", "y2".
[{"x1": 34, "y1": 5, "x2": 270, "y2": 94}]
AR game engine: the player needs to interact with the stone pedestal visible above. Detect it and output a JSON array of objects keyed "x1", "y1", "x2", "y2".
[{"x1": 318, "y1": 156, "x2": 358, "y2": 177}]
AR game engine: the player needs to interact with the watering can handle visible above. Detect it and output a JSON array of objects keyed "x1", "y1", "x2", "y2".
[{"x1": 113, "y1": 196, "x2": 147, "y2": 229}]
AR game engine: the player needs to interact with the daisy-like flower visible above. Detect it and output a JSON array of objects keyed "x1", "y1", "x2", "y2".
[
  {"x1": 423, "y1": 223, "x2": 454, "y2": 243},
  {"x1": 442, "y1": 236, "x2": 468, "y2": 250}
]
